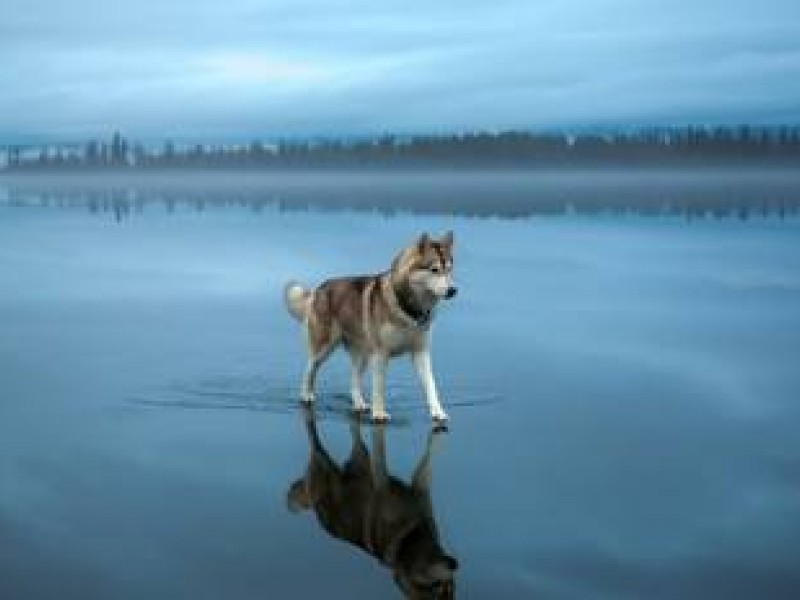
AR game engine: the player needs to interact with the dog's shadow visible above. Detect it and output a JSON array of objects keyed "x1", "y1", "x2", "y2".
[{"x1": 287, "y1": 406, "x2": 458, "y2": 598}]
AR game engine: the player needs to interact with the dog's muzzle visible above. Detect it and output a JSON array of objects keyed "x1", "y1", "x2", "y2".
[{"x1": 445, "y1": 286, "x2": 458, "y2": 299}]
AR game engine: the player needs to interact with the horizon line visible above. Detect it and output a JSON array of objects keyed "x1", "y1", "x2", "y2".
[{"x1": 4, "y1": 122, "x2": 800, "y2": 149}]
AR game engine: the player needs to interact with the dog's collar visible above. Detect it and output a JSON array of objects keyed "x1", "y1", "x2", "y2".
[
  {"x1": 380, "y1": 275, "x2": 432, "y2": 329},
  {"x1": 395, "y1": 286, "x2": 432, "y2": 328}
]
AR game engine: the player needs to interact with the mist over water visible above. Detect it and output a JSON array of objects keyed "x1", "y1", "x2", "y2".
[
  {"x1": 3, "y1": 168, "x2": 800, "y2": 218},
  {"x1": 1, "y1": 172, "x2": 800, "y2": 598}
]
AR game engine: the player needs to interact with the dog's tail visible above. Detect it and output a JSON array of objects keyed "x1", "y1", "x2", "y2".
[{"x1": 284, "y1": 281, "x2": 311, "y2": 322}]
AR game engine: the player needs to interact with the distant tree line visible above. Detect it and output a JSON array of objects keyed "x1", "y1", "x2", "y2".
[{"x1": 3, "y1": 126, "x2": 800, "y2": 171}]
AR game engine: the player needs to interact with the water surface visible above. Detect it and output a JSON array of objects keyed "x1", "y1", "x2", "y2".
[{"x1": 1, "y1": 173, "x2": 800, "y2": 598}]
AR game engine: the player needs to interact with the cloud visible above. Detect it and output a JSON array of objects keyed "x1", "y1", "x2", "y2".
[
  {"x1": 198, "y1": 54, "x2": 323, "y2": 85},
  {"x1": 1, "y1": 0, "x2": 800, "y2": 138}
]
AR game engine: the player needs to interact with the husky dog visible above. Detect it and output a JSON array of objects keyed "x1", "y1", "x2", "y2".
[
  {"x1": 288, "y1": 406, "x2": 457, "y2": 598},
  {"x1": 284, "y1": 232, "x2": 457, "y2": 424}
]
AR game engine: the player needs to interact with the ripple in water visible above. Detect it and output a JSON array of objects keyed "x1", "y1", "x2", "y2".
[{"x1": 125, "y1": 375, "x2": 503, "y2": 426}]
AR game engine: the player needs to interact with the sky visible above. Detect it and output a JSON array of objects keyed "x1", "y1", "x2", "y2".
[{"x1": 2, "y1": 0, "x2": 800, "y2": 141}]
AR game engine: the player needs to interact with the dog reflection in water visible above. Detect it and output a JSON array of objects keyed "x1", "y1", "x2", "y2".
[{"x1": 287, "y1": 407, "x2": 458, "y2": 598}]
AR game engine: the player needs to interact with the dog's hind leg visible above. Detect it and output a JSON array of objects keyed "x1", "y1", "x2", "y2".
[
  {"x1": 301, "y1": 345, "x2": 335, "y2": 403},
  {"x1": 300, "y1": 320, "x2": 338, "y2": 404}
]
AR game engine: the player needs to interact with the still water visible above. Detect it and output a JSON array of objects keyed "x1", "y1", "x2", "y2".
[{"x1": 1, "y1": 172, "x2": 800, "y2": 598}]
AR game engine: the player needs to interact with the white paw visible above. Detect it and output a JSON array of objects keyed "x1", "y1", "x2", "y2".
[
  {"x1": 372, "y1": 408, "x2": 391, "y2": 423},
  {"x1": 300, "y1": 391, "x2": 316, "y2": 404},
  {"x1": 431, "y1": 409, "x2": 449, "y2": 423},
  {"x1": 351, "y1": 395, "x2": 370, "y2": 413}
]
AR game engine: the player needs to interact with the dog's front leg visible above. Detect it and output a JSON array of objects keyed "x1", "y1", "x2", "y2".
[
  {"x1": 370, "y1": 423, "x2": 390, "y2": 489},
  {"x1": 347, "y1": 416, "x2": 369, "y2": 469},
  {"x1": 349, "y1": 352, "x2": 369, "y2": 413},
  {"x1": 370, "y1": 353, "x2": 390, "y2": 422},
  {"x1": 412, "y1": 349, "x2": 448, "y2": 423},
  {"x1": 412, "y1": 428, "x2": 444, "y2": 493}
]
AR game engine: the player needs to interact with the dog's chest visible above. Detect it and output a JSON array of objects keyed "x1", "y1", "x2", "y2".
[{"x1": 376, "y1": 322, "x2": 421, "y2": 355}]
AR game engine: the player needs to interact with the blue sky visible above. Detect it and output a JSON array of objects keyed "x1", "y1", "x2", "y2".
[{"x1": 3, "y1": 0, "x2": 800, "y2": 140}]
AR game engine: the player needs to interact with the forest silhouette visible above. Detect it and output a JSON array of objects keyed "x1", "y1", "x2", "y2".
[{"x1": 3, "y1": 126, "x2": 799, "y2": 172}]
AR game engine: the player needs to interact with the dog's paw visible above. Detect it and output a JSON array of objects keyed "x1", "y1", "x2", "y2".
[
  {"x1": 371, "y1": 409, "x2": 391, "y2": 424},
  {"x1": 351, "y1": 395, "x2": 370, "y2": 414},
  {"x1": 431, "y1": 410, "x2": 449, "y2": 425},
  {"x1": 352, "y1": 404, "x2": 371, "y2": 416},
  {"x1": 300, "y1": 391, "x2": 316, "y2": 404}
]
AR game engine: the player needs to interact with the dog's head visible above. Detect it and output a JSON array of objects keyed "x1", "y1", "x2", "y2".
[
  {"x1": 393, "y1": 552, "x2": 458, "y2": 599},
  {"x1": 393, "y1": 231, "x2": 457, "y2": 301}
]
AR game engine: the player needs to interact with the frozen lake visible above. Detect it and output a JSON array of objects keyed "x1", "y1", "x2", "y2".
[{"x1": 1, "y1": 172, "x2": 800, "y2": 598}]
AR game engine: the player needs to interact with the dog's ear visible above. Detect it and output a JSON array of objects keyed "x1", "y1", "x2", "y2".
[
  {"x1": 441, "y1": 230, "x2": 454, "y2": 248},
  {"x1": 445, "y1": 555, "x2": 459, "y2": 571},
  {"x1": 417, "y1": 232, "x2": 431, "y2": 251}
]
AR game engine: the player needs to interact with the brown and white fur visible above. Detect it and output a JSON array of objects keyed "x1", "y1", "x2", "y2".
[{"x1": 284, "y1": 232, "x2": 457, "y2": 424}]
